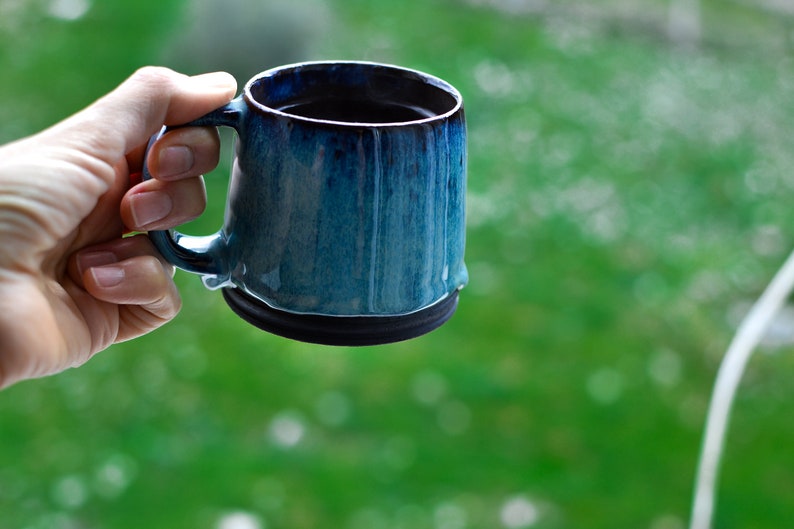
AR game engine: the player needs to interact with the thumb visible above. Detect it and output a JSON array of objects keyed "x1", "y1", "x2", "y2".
[{"x1": 48, "y1": 67, "x2": 237, "y2": 172}]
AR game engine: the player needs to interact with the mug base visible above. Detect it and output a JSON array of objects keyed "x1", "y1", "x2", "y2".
[{"x1": 222, "y1": 287, "x2": 459, "y2": 346}]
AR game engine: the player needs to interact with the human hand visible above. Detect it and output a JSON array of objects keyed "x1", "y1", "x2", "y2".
[{"x1": 0, "y1": 67, "x2": 237, "y2": 388}]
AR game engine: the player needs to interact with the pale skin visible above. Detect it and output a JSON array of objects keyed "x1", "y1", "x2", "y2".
[{"x1": 0, "y1": 67, "x2": 238, "y2": 388}]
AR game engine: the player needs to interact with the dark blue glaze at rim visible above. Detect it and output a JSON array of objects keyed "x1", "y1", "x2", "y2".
[{"x1": 244, "y1": 61, "x2": 464, "y2": 127}]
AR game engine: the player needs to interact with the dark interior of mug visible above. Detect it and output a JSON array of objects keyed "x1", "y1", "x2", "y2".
[{"x1": 247, "y1": 62, "x2": 461, "y2": 124}]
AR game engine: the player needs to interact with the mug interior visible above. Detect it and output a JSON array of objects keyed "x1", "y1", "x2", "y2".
[{"x1": 246, "y1": 61, "x2": 462, "y2": 125}]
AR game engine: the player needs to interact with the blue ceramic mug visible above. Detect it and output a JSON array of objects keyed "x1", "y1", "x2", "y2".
[{"x1": 143, "y1": 61, "x2": 468, "y2": 345}]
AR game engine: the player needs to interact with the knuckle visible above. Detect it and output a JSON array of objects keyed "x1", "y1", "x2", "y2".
[
  {"x1": 149, "y1": 286, "x2": 182, "y2": 321},
  {"x1": 131, "y1": 66, "x2": 178, "y2": 87}
]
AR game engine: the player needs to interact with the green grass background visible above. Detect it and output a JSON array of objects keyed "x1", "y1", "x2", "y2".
[{"x1": 3, "y1": 0, "x2": 794, "y2": 527}]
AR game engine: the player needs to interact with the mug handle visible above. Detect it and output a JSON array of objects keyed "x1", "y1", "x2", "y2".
[{"x1": 141, "y1": 96, "x2": 246, "y2": 289}]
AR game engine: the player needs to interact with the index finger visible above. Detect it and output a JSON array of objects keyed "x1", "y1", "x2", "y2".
[{"x1": 46, "y1": 67, "x2": 236, "y2": 185}]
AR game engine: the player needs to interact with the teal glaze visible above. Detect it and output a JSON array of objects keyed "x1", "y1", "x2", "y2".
[{"x1": 145, "y1": 61, "x2": 467, "y2": 317}]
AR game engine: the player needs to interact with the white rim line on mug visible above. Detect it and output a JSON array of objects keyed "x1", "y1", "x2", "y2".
[{"x1": 245, "y1": 60, "x2": 464, "y2": 128}]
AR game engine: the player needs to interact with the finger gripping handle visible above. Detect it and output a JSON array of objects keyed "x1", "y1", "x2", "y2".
[{"x1": 141, "y1": 97, "x2": 245, "y2": 289}]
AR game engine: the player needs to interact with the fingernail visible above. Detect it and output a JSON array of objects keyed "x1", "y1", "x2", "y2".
[
  {"x1": 90, "y1": 266, "x2": 125, "y2": 288},
  {"x1": 77, "y1": 250, "x2": 117, "y2": 278},
  {"x1": 157, "y1": 145, "x2": 193, "y2": 178},
  {"x1": 130, "y1": 191, "x2": 173, "y2": 228}
]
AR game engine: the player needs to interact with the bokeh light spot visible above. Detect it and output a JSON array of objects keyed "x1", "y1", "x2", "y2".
[{"x1": 500, "y1": 495, "x2": 540, "y2": 528}]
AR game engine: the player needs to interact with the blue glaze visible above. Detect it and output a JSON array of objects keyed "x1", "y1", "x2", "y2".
[{"x1": 145, "y1": 61, "x2": 467, "y2": 316}]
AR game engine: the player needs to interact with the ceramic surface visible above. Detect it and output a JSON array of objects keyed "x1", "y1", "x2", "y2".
[{"x1": 145, "y1": 61, "x2": 468, "y2": 317}]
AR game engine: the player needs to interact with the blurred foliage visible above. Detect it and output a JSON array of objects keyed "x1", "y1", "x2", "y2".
[{"x1": 3, "y1": 0, "x2": 794, "y2": 528}]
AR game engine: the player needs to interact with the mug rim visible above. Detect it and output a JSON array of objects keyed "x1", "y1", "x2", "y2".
[{"x1": 242, "y1": 60, "x2": 464, "y2": 127}]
